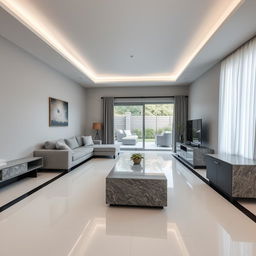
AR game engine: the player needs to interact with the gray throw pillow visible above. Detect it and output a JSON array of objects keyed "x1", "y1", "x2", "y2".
[
  {"x1": 44, "y1": 141, "x2": 56, "y2": 149},
  {"x1": 82, "y1": 136, "x2": 94, "y2": 146},
  {"x1": 76, "y1": 136, "x2": 84, "y2": 147},
  {"x1": 65, "y1": 137, "x2": 79, "y2": 149},
  {"x1": 56, "y1": 141, "x2": 72, "y2": 151},
  {"x1": 57, "y1": 138, "x2": 65, "y2": 144}
]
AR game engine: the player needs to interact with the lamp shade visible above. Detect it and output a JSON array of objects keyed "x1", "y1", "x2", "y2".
[{"x1": 92, "y1": 122, "x2": 102, "y2": 130}]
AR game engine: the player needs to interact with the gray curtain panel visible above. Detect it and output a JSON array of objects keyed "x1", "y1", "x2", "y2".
[
  {"x1": 102, "y1": 97, "x2": 114, "y2": 144},
  {"x1": 172, "y1": 96, "x2": 188, "y2": 152}
]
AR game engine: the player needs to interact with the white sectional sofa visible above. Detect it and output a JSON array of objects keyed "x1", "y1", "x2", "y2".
[{"x1": 34, "y1": 136, "x2": 120, "y2": 171}]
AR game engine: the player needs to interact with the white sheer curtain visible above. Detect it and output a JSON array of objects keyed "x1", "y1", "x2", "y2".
[{"x1": 218, "y1": 37, "x2": 256, "y2": 159}]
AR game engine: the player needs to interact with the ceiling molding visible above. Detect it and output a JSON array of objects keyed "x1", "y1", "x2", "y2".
[{"x1": 1, "y1": 0, "x2": 244, "y2": 84}]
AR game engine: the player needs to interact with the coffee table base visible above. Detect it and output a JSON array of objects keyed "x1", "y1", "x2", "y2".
[
  {"x1": 109, "y1": 204, "x2": 164, "y2": 209},
  {"x1": 106, "y1": 177, "x2": 167, "y2": 208}
]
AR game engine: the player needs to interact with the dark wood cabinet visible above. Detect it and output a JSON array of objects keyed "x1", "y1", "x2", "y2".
[
  {"x1": 217, "y1": 161, "x2": 232, "y2": 195},
  {"x1": 205, "y1": 157, "x2": 217, "y2": 184},
  {"x1": 206, "y1": 154, "x2": 256, "y2": 199}
]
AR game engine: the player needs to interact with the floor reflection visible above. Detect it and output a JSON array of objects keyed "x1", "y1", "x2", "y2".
[
  {"x1": 68, "y1": 216, "x2": 191, "y2": 256},
  {"x1": 1, "y1": 152, "x2": 256, "y2": 256}
]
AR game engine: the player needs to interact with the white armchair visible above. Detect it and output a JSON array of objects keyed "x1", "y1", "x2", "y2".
[
  {"x1": 156, "y1": 131, "x2": 172, "y2": 147},
  {"x1": 116, "y1": 130, "x2": 125, "y2": 142}
]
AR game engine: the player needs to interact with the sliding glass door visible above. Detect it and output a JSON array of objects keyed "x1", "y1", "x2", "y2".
[
  {"x1": 114, "y1": 104, "x2": 143, "y2": 150},
  {"x1": 114, "y1": 101, "x2": 174, "y2": 151},
  {"x1": 144, "y1": 104, "x2": 173, "y2": 150}
]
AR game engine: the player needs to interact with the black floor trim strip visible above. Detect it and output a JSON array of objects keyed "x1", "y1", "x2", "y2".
[
  {"x1": 0, "y1": 156, "x2": 111, "y2": 213},
  {"x1": 172, "y1": 153, "x2": 256, "y2": 224},
  {"x1": 172, "y1": 154, "x2": 209, "y2": 184},
  {"x1": 0, "y1": 172, "x2": 67, "y2": 213}
]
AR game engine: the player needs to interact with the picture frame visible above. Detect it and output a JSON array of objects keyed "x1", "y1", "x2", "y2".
[{"x1": 49, "y1": 97, "x2": 68, "y2": 127}]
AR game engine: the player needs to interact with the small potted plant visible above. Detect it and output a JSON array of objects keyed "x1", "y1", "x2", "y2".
[{"x1": 130, "y1": 153, "x2": 144, "y2": 165}]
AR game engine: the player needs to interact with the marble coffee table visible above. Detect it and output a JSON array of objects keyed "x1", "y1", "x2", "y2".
[{"x1": 106, "y1": 154, "x2": 167, "y2": 208}]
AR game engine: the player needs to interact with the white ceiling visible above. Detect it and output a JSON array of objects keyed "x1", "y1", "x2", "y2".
[{"x1": 0, "y1": 0, "x2": 256, "y2": 87}]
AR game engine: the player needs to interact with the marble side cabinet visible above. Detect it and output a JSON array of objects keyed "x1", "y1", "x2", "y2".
[
  {"x1": 205, "y1": 154, "x2": 256, "y2": 199},
  {"x1": 0, "y1": 157, "x2": 43, "y2": 187}
]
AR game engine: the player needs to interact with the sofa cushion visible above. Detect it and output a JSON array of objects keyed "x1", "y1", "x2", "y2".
[
  {"x1": 124, "y1": 130, "x2": 132, "y2": 136},
  {"x1": 44, "y1": 141, "x2": 56, "y2": 149},
  {"x1": 92, "y1": 144, "x2": 119, "y2": 152},
  {"x1": 56, "y1": 141, "x2": 72, "y2": 151},
  {"x1": 72, "y1": 147, "x2": 93, "y2": 161},
  {"x1": 82, "y1": 136, "x2": 94, "y2": 146},
  {"x1": 65, "y1": 137, "x2": 79, "y2": 149},
  {"x1": 76, "y1": 136, "x2": 84, "y2": 147}
]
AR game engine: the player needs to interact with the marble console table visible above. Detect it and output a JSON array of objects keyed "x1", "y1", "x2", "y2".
[
  {"x1": 205, "y1": 154, "x2": 256, "y2": 199},
  {"x1": 106, "y1": 155, "x2": 167, "y2": 208},
  {"x1": 0, "y1": 157, "x2": 43, "y2": 187}
]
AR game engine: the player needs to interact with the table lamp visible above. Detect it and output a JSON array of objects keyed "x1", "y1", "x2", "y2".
[{"x1": 92, "y1": 122, "x2": 102, "y2": 140}]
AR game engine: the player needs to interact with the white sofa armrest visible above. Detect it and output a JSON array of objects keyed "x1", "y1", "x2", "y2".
[{"x1": 34, "y1": 149, "x2": 72, "y2": 170}]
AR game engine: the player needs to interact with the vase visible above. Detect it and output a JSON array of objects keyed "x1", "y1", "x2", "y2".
[{"x1": 133, "y1": 159, "x2": 141, "y2": 165}]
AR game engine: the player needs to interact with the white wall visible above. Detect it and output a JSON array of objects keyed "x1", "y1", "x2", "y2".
[
  {"x1": 188, "y1": 63, "x2": 220, "y2": 152},
  {"x1": 86, "y1": 85, "x2": 189, "y2": 135},
  {"x1": 0, "y1": 36, "x2": 87, "y2": 160}
]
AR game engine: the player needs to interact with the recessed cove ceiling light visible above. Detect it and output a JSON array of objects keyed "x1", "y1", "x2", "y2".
[{"x1": 0, "y1": 0, "x2": 244, "y2": 84}]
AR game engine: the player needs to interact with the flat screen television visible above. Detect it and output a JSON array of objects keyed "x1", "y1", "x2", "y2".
[{"x1": 187, "y1": 119, "x2": 202, "y2": 146}]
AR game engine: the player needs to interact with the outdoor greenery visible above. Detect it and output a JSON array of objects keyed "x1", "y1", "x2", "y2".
[
  {"x1": 133, "y1": 128, "x2": 142, "y2": 138},
  {"x1": 145, "y1": 104, "x2": 173, "y2": 116},
  {"x1": 132, "y1": 127, "x2": 171, "y2": 139},
  {"x1": 145, "y1": 128, "x2": 155, "y2": 139},
  {"x1": 114, "y1": 104, "x2": 173, "y2": 141},
  {"x1": 114, "y1": 106, "x2": 142, "y2": 116},
  {"x1": 157, "y1": 127, "x2": 172, "y2": 134},
  {"x1": 114, "y1": 104, "x2": 173, "y2": 116}
]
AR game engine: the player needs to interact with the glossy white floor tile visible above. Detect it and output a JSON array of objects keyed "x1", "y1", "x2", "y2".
[
  {"x1": 193, "y1": 168, "x2": 208, "y2": 180},
  {"x1": 180, "y1": 162, "x2": 256, "y2": 217},
  {"x1": 0, "y1": 171, "x2": 61, "y2": 206},
  {"x1": 0, "y1": 152, "x2": 255, "y2": 256}
]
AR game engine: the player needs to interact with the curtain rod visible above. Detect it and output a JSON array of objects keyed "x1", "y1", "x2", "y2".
[
  {"x1": 221, "y1": 34, "x2": 256, "y2": 62},
  {"x1": 101, "y1": 96, "x2": 188, "y2": 99}
]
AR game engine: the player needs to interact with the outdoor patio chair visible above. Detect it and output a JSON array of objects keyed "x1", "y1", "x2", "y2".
[
  {"x1": 122, "y1": 130, "x2": 138, "y2": 145},
  {"x1": 116, "y1": 129, "x2": 125, "y2": 142},
  {"x1": 156, "y1": 131, "x2": 172, "y2": 147}
]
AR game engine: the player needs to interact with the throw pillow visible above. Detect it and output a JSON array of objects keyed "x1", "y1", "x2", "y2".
[
  {"x1": 44, "y1": 140, "x2": 56, "y2": 149},
  {"x1": 82, "y1": 136, "x2": 94, "y2": 146},
  {"x1": 57, "y1": 139, "x2": 66, "y2": 144},
  {"x1": 124, "y1": 130, "x2": 132, "y2": 136},
  {"x1": 56, "y1": 141, "x2": 72, "y2": 151},
  {"x1": 118, "y1": 129, "x2": 124, "y2": 134},
  {"x1": 76, "y1": 136, "x2": 84, "y2": 147},
  {"x1": 65, "y1": 137, "x2": 79, "y2": 149}
]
